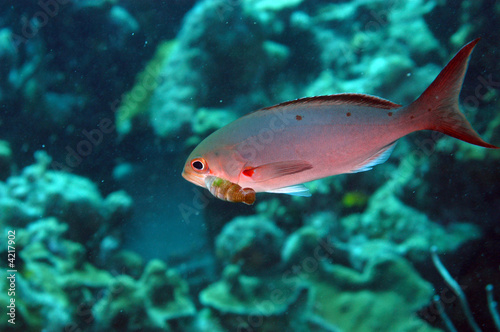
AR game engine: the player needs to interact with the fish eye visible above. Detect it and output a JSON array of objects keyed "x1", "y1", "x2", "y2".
[
  {"x1": 191, "y1": 158, "x2": 207, "y2": 172},
  {"x1": 192, "y1": 161, "x2": 204, "y2": 170}
]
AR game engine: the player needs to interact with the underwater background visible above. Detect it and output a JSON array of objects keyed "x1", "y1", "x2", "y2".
[{"x1": 0, "y1": 0, "x2": 499, "y2": 331}]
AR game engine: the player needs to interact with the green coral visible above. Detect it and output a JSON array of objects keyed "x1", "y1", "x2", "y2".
[
  {"x1": 199, "y1": 256, "x2": 441, "y2": 331},
  {"x1": 186, "y1": 108, "x2": 238, "y2": 147},
  {"x1": 312, "y1": 257, "x2": 441, "y2": 332},
  {"x1": 0, "y1": 218, "x2": 115, "y2": 331},
  {"x1": 215, "y1": 216, "x2": 285, "y2": 273},
  {"x1": 93, "y1": 259, "x2": 196, "y2": 331},
  {"x1": 0, "y1": 215, "x2": 195, "y2": 331},
  {"x1": 1, "y1": 151, "x2": 133, "y2": 242},
  {"x1": 116, "y1": 40, "x2": 177, "y2": 135},
  {"x1": 336, "y1": 183, "x2": 481, "y2": 264},
  {"x1": 200, "y1": 264, "x2": 310, "y2": 331}
]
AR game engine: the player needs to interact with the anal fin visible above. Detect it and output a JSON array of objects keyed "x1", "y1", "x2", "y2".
[
  {"x1": 349, "y1": 141, "x2": 397, "y2": 173},
  {"x1": 266, "y1": 184, "x2": 311, "y2": 197}
]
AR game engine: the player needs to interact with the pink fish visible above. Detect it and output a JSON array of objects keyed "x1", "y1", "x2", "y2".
[{"x1": 182, "y1": 39, "x2": 498, "y2": 205}]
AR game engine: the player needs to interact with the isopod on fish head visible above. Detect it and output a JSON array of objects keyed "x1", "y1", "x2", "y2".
[{"x1": 204, "y1": 175, "x2": 256, "y2": 205}]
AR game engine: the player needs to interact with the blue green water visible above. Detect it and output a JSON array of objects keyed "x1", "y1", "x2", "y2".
[{"x1": 0, "y1": 1, "x2": 499, "y2": 331}]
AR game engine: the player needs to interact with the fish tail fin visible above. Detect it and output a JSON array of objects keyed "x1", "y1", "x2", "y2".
[{"x1": 408, "y1": 38, "x2": 499, "y2": 149}]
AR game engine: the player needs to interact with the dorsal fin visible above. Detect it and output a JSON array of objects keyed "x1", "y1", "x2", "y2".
[{"x1": 260, "y1": 93, "x2": 402, "y2": 112}]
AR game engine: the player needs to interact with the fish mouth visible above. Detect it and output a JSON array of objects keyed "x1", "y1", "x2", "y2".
[{"x1": 181, "y1": 170, "x2": 206, "y2": 188}]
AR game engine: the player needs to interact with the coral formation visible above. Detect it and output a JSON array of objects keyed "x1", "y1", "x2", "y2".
[
  {"x1": 200, "y1": 264, "x2": 311, "y2": 331},
  {"x1": 0, "y1": 217, "x2": 114, "y2": 330},
  {"x1": 116, "y1": 39, "x2": 177, "y2": 136},
  {"x1": 311, "y1": 257, "x2": 442, "y2": 332},
  {"x1": 146, "y1": 0, "x2": 269, "y2": 138},
  {"x1": 215, "y1": 216, "x2": 285, "y2": 273},
  {"x1": 1, "y1": 151, "x2": 132, "y2": 244},
  {"x1": 0, "y1": 155, "x2": 195, "y2": 330},
  {"x1": 338, "y1": 185, "x2": 481, "y2": 265},
  {"x1": 93, "y1": 259, "x2": 196, "y2": 331}
]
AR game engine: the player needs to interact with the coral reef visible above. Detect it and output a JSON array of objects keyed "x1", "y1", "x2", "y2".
[
  {"x1": 0, "y1": 151, "x2": 132, "y2": 244},
  {"x1": 146, "y1": 0, "x2": 269, "y2": 138},
  {"x1": 93, "y1": 259, "x2": 196, "y2": 331},
  {"x1": 337, "y1": 185, "x2": 481, "y2": 266},
  {"x1": 215, "y1": 216, "x2": 285, "y2": 273},
  {"x1": 200, "y1": 247, "x2": 442, "y2": 331},
  {"x1": 0, "y1": 0, "x2": 192, "y2": 176},
  {"x1": 311, "y1": 257, "x2": 442, "y2": 332},
  {"x1": 0, "y1": 216, "x2": 114, "y2": 330},
  {"x1": 116, "y1": 39, "x2": 177, "y2": 136},
  {"x1": 200, "y1": 264, "x2": 311, "y2": 331},
  {"x1": 0, "y1": 155, "x2": 195, "y2": 331},
  {"x1": 0, "y1": 216, "x2": 196, "y2": 331}
]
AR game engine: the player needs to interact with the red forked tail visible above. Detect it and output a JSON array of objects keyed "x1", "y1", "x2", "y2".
[{"x1": 408, "y1": 38, "x2": 499, "y2": 149}]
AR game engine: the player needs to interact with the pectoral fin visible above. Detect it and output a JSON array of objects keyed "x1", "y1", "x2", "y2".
[{"x1": 242, "y1": 160, "x2": 313, "y2": 182}]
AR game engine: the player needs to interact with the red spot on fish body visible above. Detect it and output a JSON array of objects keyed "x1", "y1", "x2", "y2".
[
  {"x1": 388, "y1": 112, "x2": 393, "y2": 116},
  {"x1": 242, "y1": 167, "x2": 255, "y2": 177},
  {"x1": 410, "y1": 115, "x2": 415, "y2": 119},
  {"x1": 295, "y1": 115, "x2": 302, "y2": 121},
  {"x1": 346, "y1": 112, "x2": 351, "y2": 117}
]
